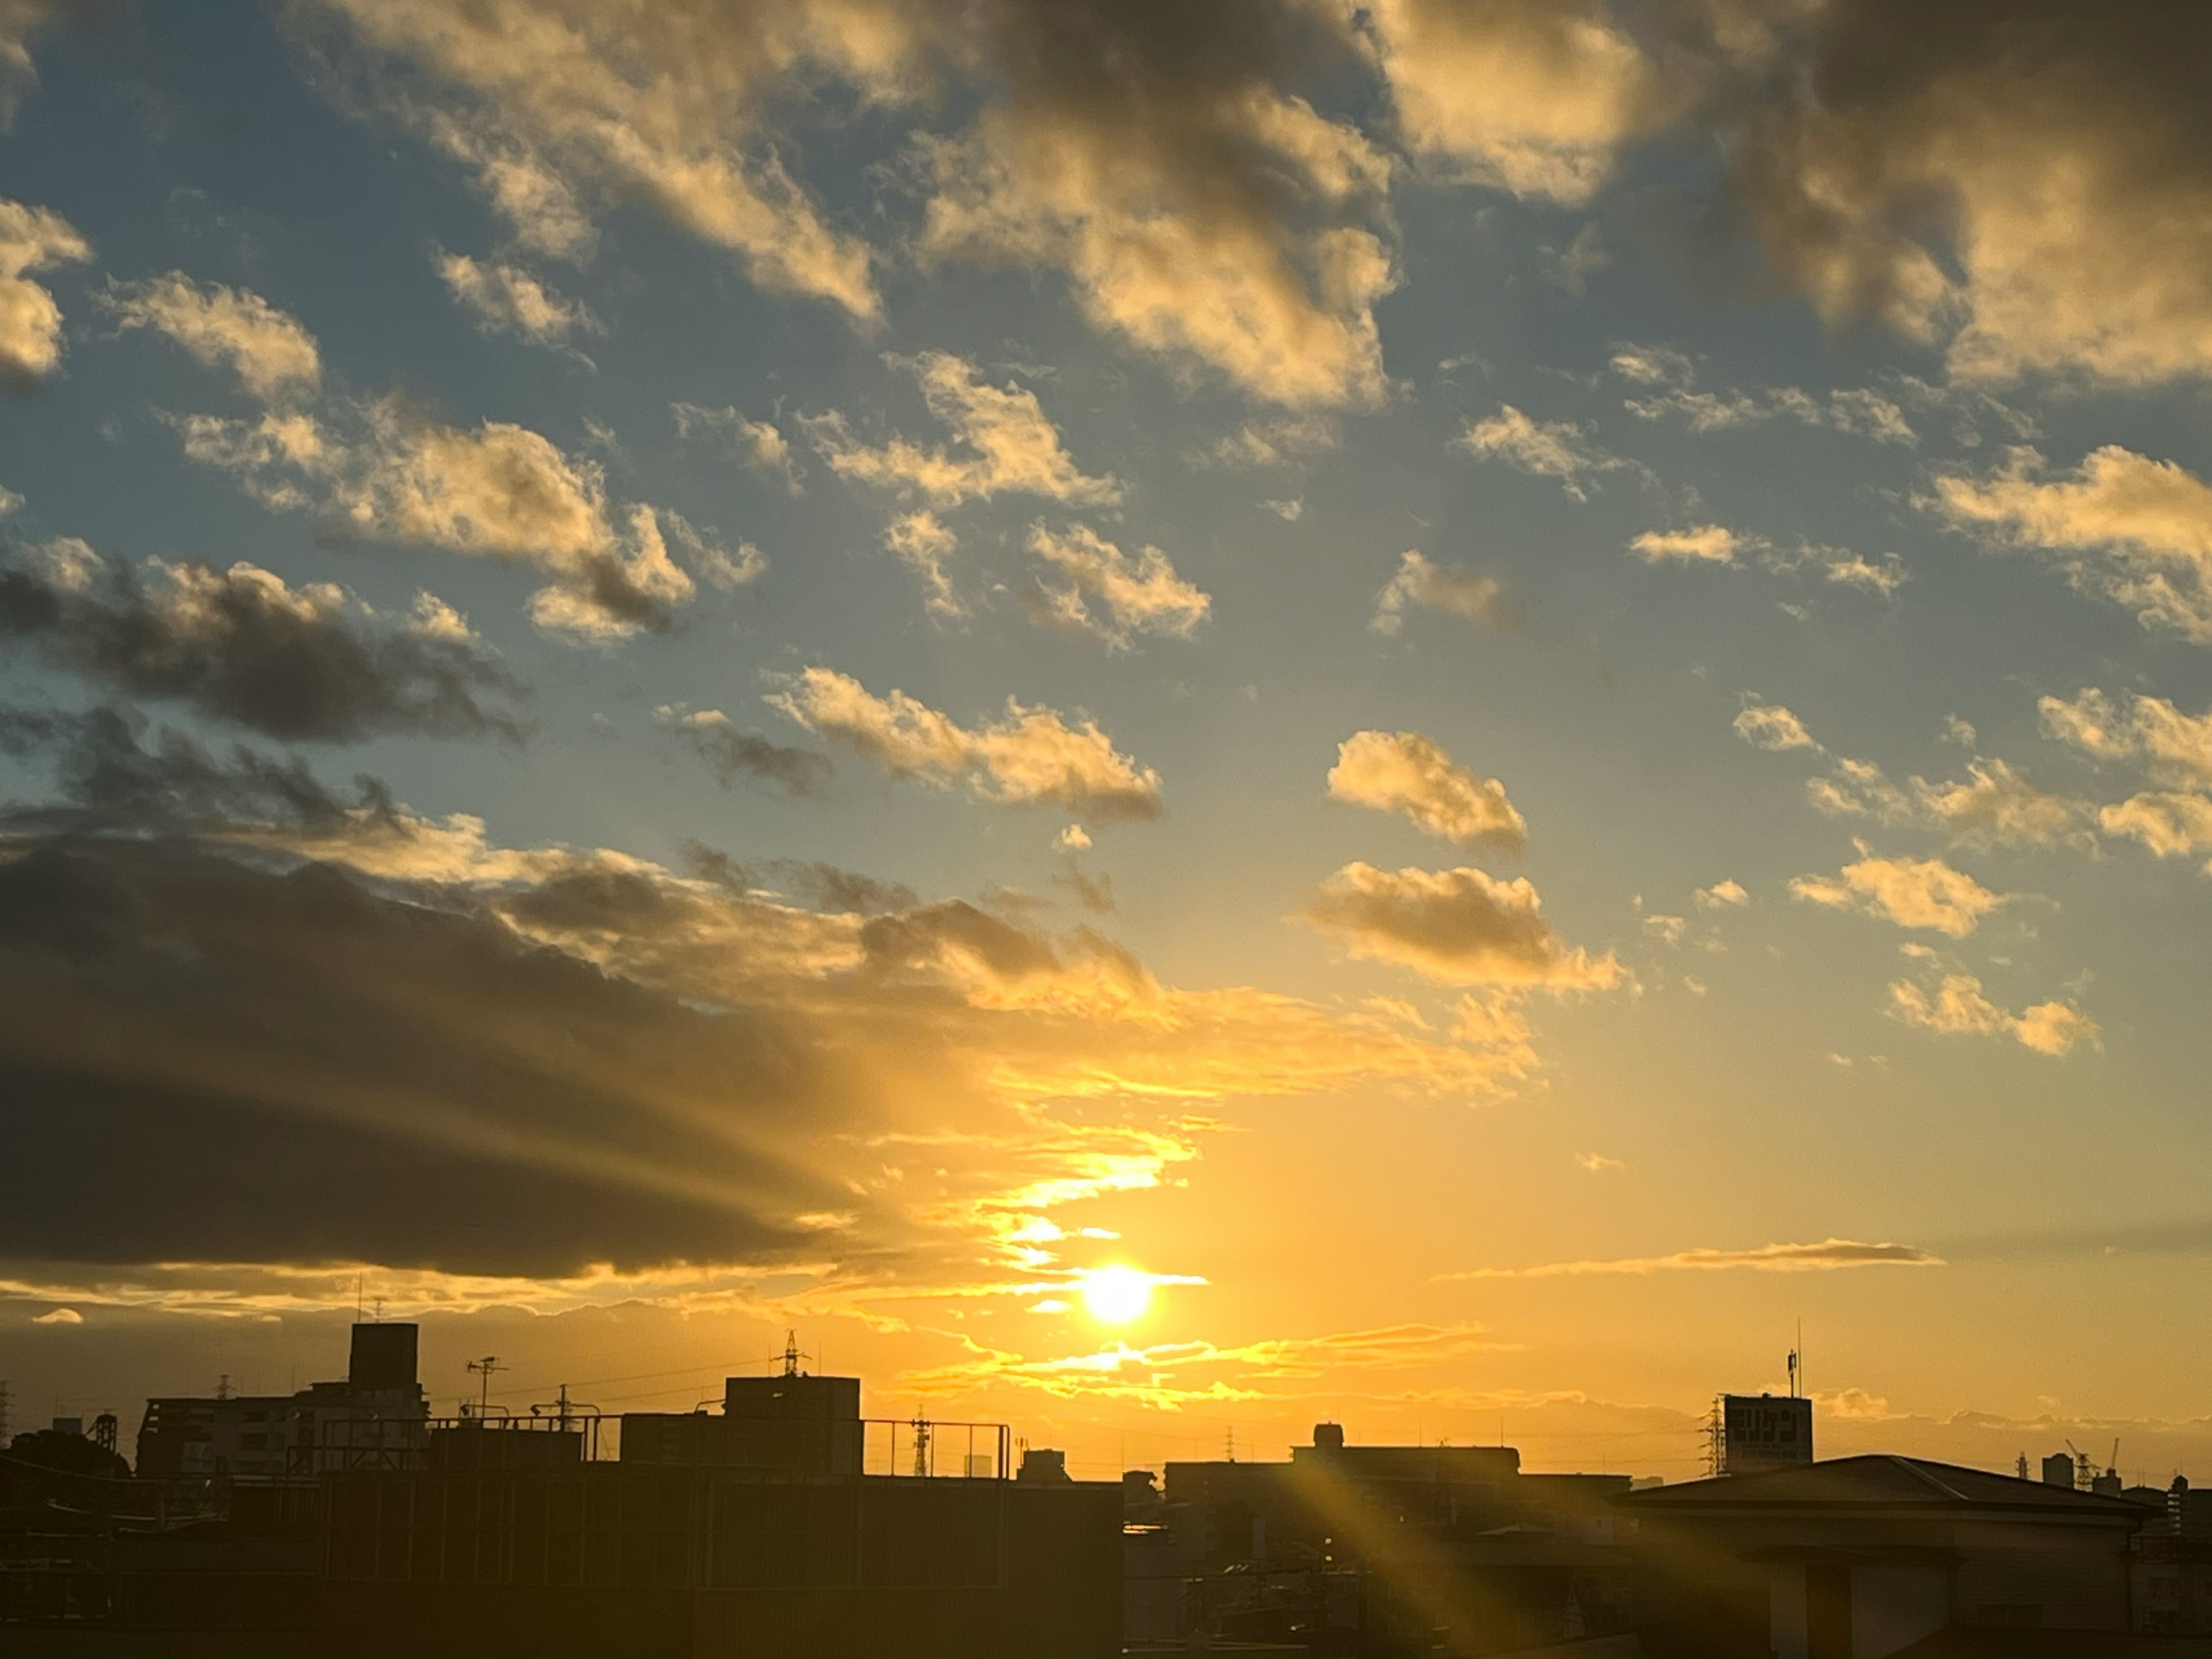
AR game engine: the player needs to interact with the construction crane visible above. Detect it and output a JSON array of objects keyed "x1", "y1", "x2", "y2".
[
  {"x1": 2062, "y1": 1440, "x2": 2121, "y2": 1493},
  {"x1": 2066, "y1": 1440, "x2": 2092, "y2": 1491}
]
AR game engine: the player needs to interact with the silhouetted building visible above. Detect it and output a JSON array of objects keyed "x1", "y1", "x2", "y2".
[
  {"x1": 1146, "y1": 1423, "x2": 1635, "y2": 1654},
  {"x1": 1620, "y1": 1455, "x2": 2153, "y2": 1658},
  {"x1": 2127, "y1": 1476, "x2": 2212, "y2": 1639},
  {"x1": 315, "y1": 1366, "x2": 1118, "y2": 1657},
  {"x1": 7, "y1": 1351, "x2": 1118, "y2": 1657},
  {"x1": 1721, "y1": 1392, "x2": 1814, "y2": 1475},
  {"x1": 135, "y1": 1322, "x2": 428, "y2": 1478}
]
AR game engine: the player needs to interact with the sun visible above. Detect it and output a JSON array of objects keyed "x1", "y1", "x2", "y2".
[{"x1": 1078, "y1": 1265, "x2": 1153, "y2": 1325}]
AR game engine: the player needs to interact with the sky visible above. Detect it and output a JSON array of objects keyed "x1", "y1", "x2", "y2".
[{"x1": 4, "y1": 0, "x2": 2212, "y2": 1486}]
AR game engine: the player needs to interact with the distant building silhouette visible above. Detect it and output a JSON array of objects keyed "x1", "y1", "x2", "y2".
[
  {"x1": 1619, "y1": 1455, "x2": 2156, "y2": 1658},
  {"x1": 136, "y1": 1321, "x2": 428, "y2": 1478},
  {"x1": 4, "y1": 1326, "x2": 1120, "y2": 1656},
  {"x1": 1133, "y1": 1421, "x2": 1637, "y2": 1653}
]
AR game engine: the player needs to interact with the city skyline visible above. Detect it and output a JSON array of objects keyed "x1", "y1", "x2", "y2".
[{"x1": 6, "y1": 0, "x2": 2212, "y2": 1487}]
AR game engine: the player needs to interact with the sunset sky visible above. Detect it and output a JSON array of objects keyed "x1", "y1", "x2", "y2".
[{"x1": 5, "y1": 0, "x2": 2212, "y2": 1484}]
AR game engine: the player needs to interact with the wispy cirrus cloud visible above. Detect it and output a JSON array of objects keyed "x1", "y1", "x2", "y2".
[
  {"x1": 1437, "y1": 1238, "x2": 1943, "y2": 1281},
  {"x1": 1455, "y1": 404, "x2": 1637, "y2": 501},
  {"x1": 100, "y1": 271, "x2": 322, "y2": 400},
  {"x1": 435, "y1": 250, "x2": 599, "y2": 346},
  {"x1": 900, "y1": 1320, "x2": 1510, "y2": 1405},
  {"x1": 1372, "y1": 551, "x2": 1506, "y2": 634}
]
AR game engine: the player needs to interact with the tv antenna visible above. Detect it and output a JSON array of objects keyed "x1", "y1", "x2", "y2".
[{"x1": 466, "y1": 1357, "x2": 506, "y2": 1418}]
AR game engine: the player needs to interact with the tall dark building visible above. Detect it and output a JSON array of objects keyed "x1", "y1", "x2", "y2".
[{"x1": 346, "y1": 1322, "x2": 419, "y2": 1395}]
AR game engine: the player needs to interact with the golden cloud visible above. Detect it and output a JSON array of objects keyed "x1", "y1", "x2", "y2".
[
  {"x1": 0, "y1": 194, "x2": 88, "y2": 388},
  {"x1": 1327, "y1": 730, "x2": 1527, "y2": 850},
  {"x1": 768, "y1": 665, "x2": 1164, "y2": 819},
  {"x1": 1789, "y1": 846, "x2": 2008, "y2": 938}
]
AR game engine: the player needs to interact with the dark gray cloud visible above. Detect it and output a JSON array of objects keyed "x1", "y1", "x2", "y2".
[
  {"x1": 1722, "y1": 0, "x2": 2212, "y2": 384},
  {"x1": 0, "y1": 709, "x2": 902, "y2": 1279},
  {"x1": 0, "y1": 703, "x2": 377, "y2": 835},
  {"x1": 0, "y1": 838, "x2": 854, "y2": 1278},
  {"x1": 681, "y1": 841, "x2": 918, "y2": 916},
  {"x1": 0, "y1": 543, "x2": 527, "y2": 742},
  {"x1": 665, "y1": 710, "x2": 831, "y2": 796}
]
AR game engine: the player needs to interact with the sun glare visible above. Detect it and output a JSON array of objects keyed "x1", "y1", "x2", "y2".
[{"x1": 1078, "y1": 1266, "x2": 1153, "y2": 1325}]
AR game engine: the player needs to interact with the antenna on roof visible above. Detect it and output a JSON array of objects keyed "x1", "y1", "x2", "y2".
[{"x1": 466, "y1": 1357, "x2": 505, "y2": 1418}]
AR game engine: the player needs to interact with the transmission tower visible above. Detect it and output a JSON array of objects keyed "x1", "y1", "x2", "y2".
[
  {"x1": 911, "y1": 1410, "x2": 932, "y2": 1478},
  {"x1": 782, "y1": 1330, "x2": 804, "y2": 1378},
  {"x1": 0, "y1": 1380, "x2": 11, "y2": 1445},
  {"x1": 1705, "y1": 1397, "x2": 1726, "y2": 1478},
  {"x1": 531, "y1": 1385, "x2": 598, "y2": 1434}
]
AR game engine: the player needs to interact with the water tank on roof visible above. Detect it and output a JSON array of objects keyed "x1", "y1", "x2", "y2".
[
  {"x1": 349, "y1": 1323, "x2": 419, "y2": 1393},
  {"x1": 1018, "y1": 1446, "x2": 1071, "y2": 1484}
]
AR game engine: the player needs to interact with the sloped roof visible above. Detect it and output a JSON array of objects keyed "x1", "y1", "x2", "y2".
[{"x1": 1622, "y1": 1456, "x2": 2143, "y2": 1516}]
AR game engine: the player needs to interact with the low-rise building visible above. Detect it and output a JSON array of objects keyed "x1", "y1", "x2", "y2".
[
  {"x1": 1620, "y1": 1455, "x2": 2154, "y2": 1659},
  {"x1": 315, "y1": 1365, "x2": 1120, "y2": 1657},
  {"x1": 1142, "y1": 1422, "x2": 1637, "y2": 1654},
  {"x1": 135, "y1": 1322, "x2": 427, "y2": 1478}
]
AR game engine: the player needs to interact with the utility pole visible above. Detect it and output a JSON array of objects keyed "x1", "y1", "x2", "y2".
[{"x1": 466, "y1": 1357, "x2": 505, "y2": 1418}]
